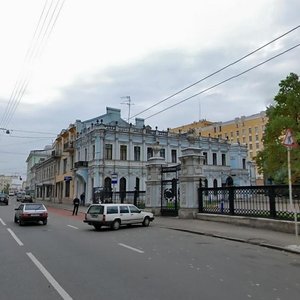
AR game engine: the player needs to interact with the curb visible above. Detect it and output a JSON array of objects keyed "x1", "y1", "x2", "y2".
[{"x1": 160, "y1": 226, "x2": 300, "y2": 255}]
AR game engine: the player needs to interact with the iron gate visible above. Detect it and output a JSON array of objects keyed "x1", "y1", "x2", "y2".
[{"x1": 161, "y1": 165, "x2": 180, "y2": 216}]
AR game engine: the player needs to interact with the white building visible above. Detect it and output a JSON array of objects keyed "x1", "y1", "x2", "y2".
[{"x1": 74, "y1": 107, "x2": 251, "y2": 205}]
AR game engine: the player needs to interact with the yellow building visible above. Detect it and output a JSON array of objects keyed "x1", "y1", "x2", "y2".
[
  {"x1": 172, "y1": 111, "x2": 268, "y2": 185},
  {"x1": 53, "y1": 124, "x2": 76, "y2": 204}
]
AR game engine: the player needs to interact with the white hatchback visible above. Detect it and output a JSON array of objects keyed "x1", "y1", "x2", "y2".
[{"x1": 84, "y1": 203, "x2": 154, "y2": 230}]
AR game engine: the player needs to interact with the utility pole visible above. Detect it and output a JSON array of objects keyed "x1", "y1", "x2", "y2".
[{"x1": 121, "y1": 96, "x2": 134, "y2": 123}]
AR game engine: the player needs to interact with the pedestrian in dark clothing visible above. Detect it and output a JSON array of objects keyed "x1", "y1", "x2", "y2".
[
  {"x1": 80, "y1": 192, "x2": 85, "y2": 206},
  {"x1": 73, "y1": 197, "x2": 80, "y2": 215}
]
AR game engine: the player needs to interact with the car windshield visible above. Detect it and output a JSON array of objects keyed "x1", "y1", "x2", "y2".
[
  {"x1": 88, "y1": 205, "x2": 104, "y2": 214},
  {"x1": 24, "y1": 204, "x2": 45, "y2": 211}
]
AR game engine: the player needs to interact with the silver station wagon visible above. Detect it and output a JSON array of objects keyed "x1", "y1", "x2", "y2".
[{"x1": 84, "y1": 203, "x2": 154, "y2": 230}]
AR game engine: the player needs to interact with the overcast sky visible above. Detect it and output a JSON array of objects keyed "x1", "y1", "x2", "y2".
[{"x1": 0, "y1": 0, "x2": 299, "y2": 177}]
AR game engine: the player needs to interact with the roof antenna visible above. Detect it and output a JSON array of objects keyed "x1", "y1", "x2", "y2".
[{"x1": 121, "y1": 96, "x2": 134, "y2": 123}]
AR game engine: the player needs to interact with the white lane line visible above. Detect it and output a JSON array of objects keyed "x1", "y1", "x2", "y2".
[
  {"x1": 7, "y1": 228, "x2": 24, "y2": 246},
  {"x1": 67, "y1": 225, "x2": 78, "y2": 230},
  {"x1": 0, "y1": 218, "x2": 6, "y2": 226},
  {"x1": 27, "y1": 252, "x2": 73, "y2": 300},
  {"x1": 118, "y1": 243, "x2": 144, "y2": 254}
]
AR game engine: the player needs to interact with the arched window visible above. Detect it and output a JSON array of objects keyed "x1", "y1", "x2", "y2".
[{"x1": 104, "y1": 177, "x2": 112, "y2": 199}]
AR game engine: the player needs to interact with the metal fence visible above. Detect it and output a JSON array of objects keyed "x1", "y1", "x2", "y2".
[
  {"x1": 198, "y1": 185, "x2": 300, "y2": 221},
  {"x1": 93, "y1": 190, "x2": 146, "y2": 208}
]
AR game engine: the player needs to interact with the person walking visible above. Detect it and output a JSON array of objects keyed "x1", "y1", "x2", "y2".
[
  {"x1": 80, "y1": 192, "x2": 85, "y2": 206},
  {"x1": 72, "y1": 196, "x2": 80, "y2": 215}
]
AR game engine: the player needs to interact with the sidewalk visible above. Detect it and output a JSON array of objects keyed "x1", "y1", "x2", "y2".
[{"x1": 43, "y1": 201, "x2": 300, "y2": 255}]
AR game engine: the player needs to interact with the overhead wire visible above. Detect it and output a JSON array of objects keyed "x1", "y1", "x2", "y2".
[
  {"x1": 130, "y1": 24, "x2": 300, "y2": 120},
  {"x1": 144, "y1": 43, "x2": 300, "y2": 120},
  {"x1": 0, "y1": 0, "x2": 66, "y2": 129}
]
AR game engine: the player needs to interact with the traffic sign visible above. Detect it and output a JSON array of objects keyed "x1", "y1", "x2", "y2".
[
  {"x1": 283, "y1": 128, "x2": 297, "y2": 148},
  {"x1": 111, "y1": 173, "x2": 118, "y2": 184}
]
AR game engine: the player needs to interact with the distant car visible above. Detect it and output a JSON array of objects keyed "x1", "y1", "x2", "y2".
[
  {"x1": 14, "y1": 203, "x2": 48, "y2": 226},
  {"x1": 9, "y1": 191, "x2": 15, "y2": 196},
  {"x1": 0, "y1": 193, "x2": 9, "y2": 205},
  {"x1": 84, "y1": 203, "x2": 154, "y2": 230},
  {"x1": 21, "y1": 195, "x2": 33, "y2": 203},
  {"x1": 16, "y1": 192, "x2": 26, "y2": 202}
]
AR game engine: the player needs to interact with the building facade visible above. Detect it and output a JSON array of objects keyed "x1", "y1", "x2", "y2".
[
  {"x1": 74, "y1": 107, "x2": 251, "y2": 205},
  {"x1": 27, "y1": 107, "x2": 253, "y2": 205}
]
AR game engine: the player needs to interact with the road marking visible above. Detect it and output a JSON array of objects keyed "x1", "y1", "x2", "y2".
[
  {"x1": 7, "y1": 228, "x2": 24, "y2": 246},
  {"x1": 67, "y1": 225, "x2": 78, "y2": 230},
  {"x1": 0, "y1": 218, "x2": 6, "y2": 226},
  {"x1": 118, "y1": 243, "x2": 144, "y2": 253},
  {"x1": 27, "y1": 252, "x2": 73, "y2": 300}
]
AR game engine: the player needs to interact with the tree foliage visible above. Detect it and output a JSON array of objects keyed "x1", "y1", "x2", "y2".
[{"x1": 256, "y1": 73, "x2": 300, "y2": 184}]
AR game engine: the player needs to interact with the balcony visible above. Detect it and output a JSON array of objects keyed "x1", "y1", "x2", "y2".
[
  {"x1": 51, "y1": 150, "x2": 62, "y2": 158},
  {"x1": 74, "y1": 161, "x2": 88, "y2": 168},
  {"x1": 63, "y1": 141, "x2": 74, "y2": 152}
]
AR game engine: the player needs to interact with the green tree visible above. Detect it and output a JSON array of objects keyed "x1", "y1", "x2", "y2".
[{"x1": 256, "y1": 73, "x2": 300, "y2": 184}]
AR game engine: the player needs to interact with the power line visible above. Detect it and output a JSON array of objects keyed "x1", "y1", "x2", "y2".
[
  {"x1": 130, "y1": 24, "x2": 300, "y2": 120},
  {"x1": 144, "y1": 43, "x2": 300, "y2": 120},
  {"x1": 0, "y1": 0, "x2": 66, "y2": 129}
]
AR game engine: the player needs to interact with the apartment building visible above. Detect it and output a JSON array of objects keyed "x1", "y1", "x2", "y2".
[{"x1": 172, "y1": 111, "x2": 268, "y2": 185}]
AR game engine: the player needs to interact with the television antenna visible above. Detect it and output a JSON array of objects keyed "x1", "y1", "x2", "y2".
[{"x1": 121, "y1": 96, "x2": 134, "y2": 123}]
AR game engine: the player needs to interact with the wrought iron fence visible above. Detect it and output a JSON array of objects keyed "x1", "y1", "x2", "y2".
[
  {"x1": 198, "y1": 185, "x2": 300, "y2": 221},
  {"x1": 93, "y1": 190, "x2": 146, "y2": 208}
]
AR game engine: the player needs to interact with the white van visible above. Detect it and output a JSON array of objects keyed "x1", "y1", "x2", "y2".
[{"x1": 84, "y1": 203, "x2": 154, "y2": 230}]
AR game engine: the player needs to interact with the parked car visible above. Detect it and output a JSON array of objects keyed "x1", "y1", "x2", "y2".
[
  {"x1": 84, "y1": 203, "x2": 154, "y2": 230},
  {"x1": 14, "y1": 203, "x2": 48, "y2": 226},
  {"x1": 0, "y1": 193, "x2": 9, "y2": 205}
]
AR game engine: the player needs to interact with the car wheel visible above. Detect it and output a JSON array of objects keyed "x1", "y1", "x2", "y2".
[
  {"x1": 42, "y1": 220, "x2": 47, "y2": 225},
  {"x1": 94, "y1": 224, "x2": 102, "y2": 231},
  {"x1": 111, "y1": 220, "x2": 120, "y2": 230},
  {"x1": 142, "y1": 217, "x2": 150, "y2": 227},
  {"x1": 14, "y1": 215, "x2": 18, "y2": 223}
]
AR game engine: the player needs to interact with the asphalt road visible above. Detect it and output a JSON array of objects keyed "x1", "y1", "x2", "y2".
[{"x1": 1, "y1": 199, "x2": 300, "y2": 300}]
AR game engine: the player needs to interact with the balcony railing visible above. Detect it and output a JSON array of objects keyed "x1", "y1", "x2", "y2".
[
  {"x1": 51, "y1": 150, "x2": 62, "y2": 158},
  {"x1": 74, "y1": 161, "x2": 88, "y2": 168},
  {"x1": 63, "y1": 141, "x2": 74, "y2": 152}
]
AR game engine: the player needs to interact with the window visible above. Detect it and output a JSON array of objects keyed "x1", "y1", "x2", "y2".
[
  {"x1": 212, "y1": 153, "x2": 217, "y2": 165},
  {"x1": 120, "y1": 206, "x2": 129, "y2": 213},
  {"x1": 236, "y1": 130, "x2": 239, "y2": 136},
  {"x1": 255, "y1": 126, "x2": 258, "y2": 133},
  {"x1": 134, "y1": 146, "x2": 141, "y2": 161},
  {"x1": 63, "y1": 158, "x2": 67, "y2": 173},
  {"x1": 160, "y1": 148, "x2": 165, "y2": 158},
  {"x1": 256, "y1": 143, "x2": 260, "y2": 149},
  {"x1": 107, "y1": 206, "x2": 118, "y2": 214},
  {"x1": 248, "y1": 127, "x2": 252, "y2": 134},
  {"x1": 129, "y1": 205, "x2": 140, "y2": 213},
  {"x1": 147, "y1": 147, "x2": 153, "y2": 159},
  {"x1": 249, "y1": 144, "x2": 253, "y2": 150},
  {"x1": 222, "y1": 153, "x2": 226, "y2": 166},
  {"x1": 84, "y1": 148, "x2": 88, "y2": 161},
  {"x1": 249, "y1": 136, "x2": 252, "y2": 142},
  {"x1": 105, "y1": 144, "x2": 112, "y2": 160},
  {"x1": 120, "y1": 145, "x2": 127, "y2": 160},
  {"x1": 171, "y1": 149, "x2": 177, "y2": 163},
  {"x1": 242, "y1": 158, "x2": 246, "y2": 169},
  {"x1": 92, "y1": 145, "x2": 95, "y2": 159},
  {"x1": 203, "y1": 152, "x2": 207, "y2": 165},
  {"x1": 255, "y1": 135, "x2": 259, "y2": 141}
]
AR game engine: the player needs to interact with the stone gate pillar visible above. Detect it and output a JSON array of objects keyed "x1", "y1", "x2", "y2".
[
  {"x1": 145, "y1": 156, "x2": 166, "y2": 215},
  {"x1": 179, "y1": 147, "x2": 205, "y2": 218}
]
